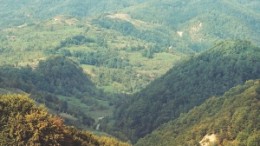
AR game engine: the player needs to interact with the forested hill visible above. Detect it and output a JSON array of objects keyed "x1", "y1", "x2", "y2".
[
  {"x1": 136, "y1": 80, "x2": 260, "y2": 146},
  {"x1": 1, "y1": 0, "x2": 260, "y2": 50},
  {"x1": 127, "y1": 0, "x2": 260, "y2": 29},
  {"x1": 35, "y1": 56, "x2": 96, "y2": 95},
  {"x1": 0, "y1": 56, "x2": 96, "y2": 96},
  {"x1": 112, "y1": 40, "x2": 260, "y2": 142},
  {"x1": 0, "y1": 0, "x2": 146, "y2": 28},
  {"x1": 124, "y1": 0, "x2": 260, "y2": 50},
  {"x1": 0, "y1": 56, "x2": 104, "y2": 129}
]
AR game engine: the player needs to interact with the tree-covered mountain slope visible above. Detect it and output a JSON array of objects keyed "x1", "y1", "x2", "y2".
[
  {"x1": 0, "y1": 94, "x2": 130, "y2": 146},
  {"x1": 124, "y1": 0, "x2": 260, "y2": 48},
  {"x1": 0, "y1": 56, "x2": 112, "y2": 129},
  {"x1": 0, "y1": 0, "x2": 147, "y2": 28},
  {"x1": 112, "y1": 40, "x2": 260, "y2": 142},
  {"x1": 1, "y1": 0, "x2": 260, "y2": 51},
  {"x1": 136, "y1": 80, "x2": 260, "y2": 146},
  {"x1": 126, "y1": 0, "x2": 260, "y2": 28},
  {"x1": 0, "y1": 56, "x2": 96, "y2": 96},
  {"x1": 90, "y1": 0, "x2": 260, "y2": 52},
  {"x1": 35, "y1": 56, "x2": 96, "y2": 95}
]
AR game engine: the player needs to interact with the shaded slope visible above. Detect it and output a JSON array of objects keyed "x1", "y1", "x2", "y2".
[
  {"x1": 0, "y1": 56, "x2": 100, "y2": 128},
  {"x1": 35, "y1": 56, "x2": 96, "y2": 96},
  {"x1": 0, "y1": 94, "x2": 130, "y2": 146},
  {"x1": 0, "y1": 56, "x2": 97, "y2": 96},
  {"x1": 136, "y1": 80, "x2": 260, "y2": 146},
  {"x1": 113, "y1": 40, "x2": 260, "y2": 142}
]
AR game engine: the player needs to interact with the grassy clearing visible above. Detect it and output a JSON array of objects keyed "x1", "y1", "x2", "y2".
[{"x1": 57, "y1": 95, "x2": 113, "y2": 121}]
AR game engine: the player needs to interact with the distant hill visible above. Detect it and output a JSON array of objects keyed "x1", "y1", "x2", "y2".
[
  {"x1": 0, "y1": 94, "x2": 130, "y2": 146},
  {"x1": 0, "y1": 0, "x2": 146, "y2": 28},
  {"x1": 112, "y1": 40, "x2": 260, "y2": 142},
  {"x1": 1, "y1": 0, "x2": 260, "y2": 50},
  {"x1": 136, "y1": 80, "x2": 260, "y2": 146},
  {"x1": 89, "y1": 0, "x2": 260, "y2": 52},
  {"x1": 124, "y1": 0, "x2": 260, "y2": 49}
]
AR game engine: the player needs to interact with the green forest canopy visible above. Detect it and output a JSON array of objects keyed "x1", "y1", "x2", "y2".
[
  {"x1": 0, "y1": 56, "x2": 107, "y2": 129},
  {"x1": 112, "y1": 40, "x2": 260, "y2": 142},
  {"x1": 136, "y1": 79, "x2": 260, "y2": 146}
]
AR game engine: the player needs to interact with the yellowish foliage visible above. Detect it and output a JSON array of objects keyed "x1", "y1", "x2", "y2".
[{"x1": 0, "y1": 94, "x2": 130, "y2": 146}]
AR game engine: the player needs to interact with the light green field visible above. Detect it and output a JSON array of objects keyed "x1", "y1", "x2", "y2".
[{"x1": 58, "y1": 95, "x2": 113, "y2": 121}]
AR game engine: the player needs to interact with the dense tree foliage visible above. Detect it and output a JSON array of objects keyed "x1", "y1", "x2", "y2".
[
  {"x1": 93, "y1": 17, "x2": 138, "y2": 36},
  {"x1": 35, "y1": 56, "x2": 96, "y2": 96},
  {"x1": 136, "y1": 80, "x2": 260, "y2": 146},
  {"x1": 0, "y1": 94, "x2": 130, "y2": 146},
  {"x1": 93, "y1": 17, "x2": 171, "y2": 46},
  {"x1": 112, "y1": 40, "x2": 260, "y2": 142},
  {"x1": 56, "y1": 35, "x2": 96, "y2": 49},
  {"x1": 60, "y1": 49, "x2": 130, "y2": 69},
  {"x1": 0, "y1": 56, "x2": 96, "y2": 96},
  {"x1": 0, "y1": 0, "x2": 146, "y2": 28},
  {"x1": 0, "y1": 56, "x2": 102, "y2": 128}
]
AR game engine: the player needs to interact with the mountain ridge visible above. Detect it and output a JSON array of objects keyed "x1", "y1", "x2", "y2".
[
  {"x1": 112, "y1": 40, "x2": 260, "y2": 142},
  {"x1": 136, "y1": 79, "x2": 260, "y2": 146}
]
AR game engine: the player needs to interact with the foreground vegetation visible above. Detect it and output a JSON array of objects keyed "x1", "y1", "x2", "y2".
[{"x1": 0, "y1": 94, "x2": 130, "y2": 146}]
